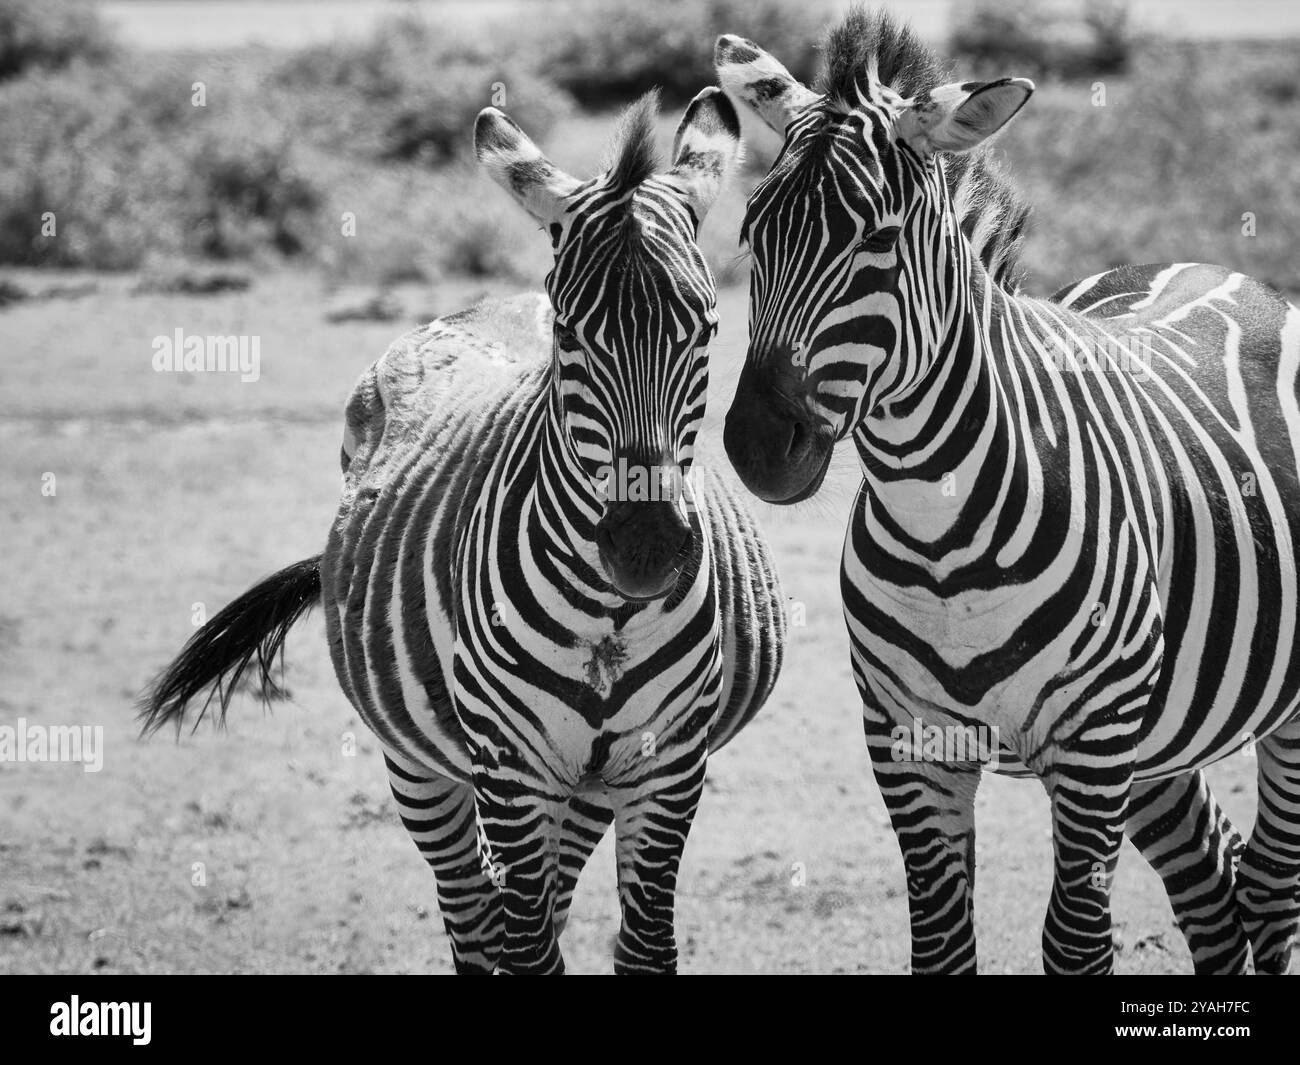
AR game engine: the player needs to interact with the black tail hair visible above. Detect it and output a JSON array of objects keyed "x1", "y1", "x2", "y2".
[{"x1": 139, "y1": 555, "x2": 323, "y2": 737}]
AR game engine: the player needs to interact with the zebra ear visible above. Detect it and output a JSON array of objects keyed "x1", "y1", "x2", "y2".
[
  {"x1": 667, "y1": 87, "x2": 742, "y2": 223},
  {"x1": 714, "y1": 34, "x2": 820, "y2": 136},
  {"x1": 474, "y1": 107, "x2": 582, "y2": 227},
  {"x1": 897, "y1": 78, "x2": 1034, "y2": 157}
]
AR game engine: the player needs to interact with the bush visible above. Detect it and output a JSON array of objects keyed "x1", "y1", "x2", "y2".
[
  {"x1": 0, "y1": 0, "x2": 115, "y2": 81},
  {"x1": 950, "y1": 0, "x2": 1135, "y2": 79},
  {"x1": 305, "y1": 154, "x2": 551, "y2": 286},
  {"x1": 276, "y1": 14, "x2": 572, "y2": 163},
  {"x1": 534, "y1": 0, "x2": 830, "y2": 106},
  {"x1": 0, "y1": 61, "x2": 321, "y2": 268},
  {"x1": 0, "y1": 65, "x2": 165, "y2": 267},
  {"x1": 999, "y1": 40, "x2": 1300, "y2": 296},
  {"x1": 0, "y1": 23, "x2": 566, "y2": 274},
  {"x1": 183, "y1": 121, "x2": 320, "y2": 260}
]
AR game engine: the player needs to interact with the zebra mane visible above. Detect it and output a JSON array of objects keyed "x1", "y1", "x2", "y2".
[
  {"x1": 819, "y1": 6, "x2": 1032, "y2": 289},
  {"x1": 821, "y1": 6, "x2": 948, "y2": 102},
  {"x1": 604, "y1": 90, "x2": 661, "y2": 196}
]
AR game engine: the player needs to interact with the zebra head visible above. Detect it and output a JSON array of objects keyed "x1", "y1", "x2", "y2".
[
  {"x1": 714, "y1": 19, "x2": 1032, "y2": 504},
  {"x1": 476, "y1": 89, "x2": 741, "y2": 599}
]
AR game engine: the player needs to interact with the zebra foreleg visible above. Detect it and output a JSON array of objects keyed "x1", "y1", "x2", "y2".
[
  {"x1": 1237, "y1": 717, "x2": 1300, "y2": 973},
  {"x1": 553, "y1": 793, "x2": 614, "y2": 938},
  {"x1": 1041, "y1": 756, "x2": 1133, "y2": 975},
  {"x1": 384, "y1": 754, "x2": 503, "y2": 974},
  {"x1": 865, "y1": 711, "x2": 981, "y2": 974},
  {"x1": 606, "y1": 740, "x2": 710, "y2": 975},
  {"x1": 1125, "y1": 770, "x2": 1248, "y2": 974},
  {"x1": 471, "y1": 763, "x2": 568, "y2": 975}
]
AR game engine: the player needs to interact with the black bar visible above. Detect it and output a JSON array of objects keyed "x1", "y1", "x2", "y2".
[{"x1": 0, "y1": 974, "x2": 1290, "y2": 1051}]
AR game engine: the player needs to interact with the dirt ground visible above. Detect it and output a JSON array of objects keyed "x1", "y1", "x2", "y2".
[{"x1": 0, "y1": 273, "x2": 1264, "y2": 974}]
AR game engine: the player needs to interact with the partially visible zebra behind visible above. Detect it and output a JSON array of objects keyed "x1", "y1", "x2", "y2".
[
  {"x1": 141, "y1": 88, "x2": 786, "y2": 974},
  {"x1": 715, "y1": 8, "x2": 1300, "y2": 974}
]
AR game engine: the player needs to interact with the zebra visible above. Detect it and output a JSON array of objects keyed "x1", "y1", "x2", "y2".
[
  {"x1": 715, "y1": 8, "x2": 1300, "y2": 974},
  {"x1": 141, "y1": 88, "x2": 786, "y2": 974}
]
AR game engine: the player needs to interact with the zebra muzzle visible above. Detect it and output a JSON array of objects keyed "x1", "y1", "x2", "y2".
[
  {"x1": 594, "y1": 499, "x2": 692, "y2": 601},
  {"x1": 724, "y1": 361, "x2": 834, "y2": 505}
]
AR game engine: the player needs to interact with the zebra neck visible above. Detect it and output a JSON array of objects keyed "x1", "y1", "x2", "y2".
[
  {"x1": 519, "y1": 383, "x2": 608, "y2": 585},
  {"x1": 852, "y1": 263, "x2": 1017, "y2": 551}
]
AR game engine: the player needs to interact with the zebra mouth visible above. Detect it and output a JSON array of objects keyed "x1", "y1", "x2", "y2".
[
  {"x1": 765, "y1": 436, "x2": 833, "y2": 504},
  {"x1": 595, "y1": 499, "x2": 693, "y2": 601},
  {"x1": 605, "y1": 564, "x2": 683, "y2": 601},
  {"x1": 598, "y1": 553, "x2": 686, "y2": 601},
  {"x1": 724, "y1": 375, "x2": 835, "y2": 505}
]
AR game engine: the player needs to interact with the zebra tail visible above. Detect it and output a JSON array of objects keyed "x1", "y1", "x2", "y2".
[{"x1": 138, "y1": 555, "x2": 323, "y2": 737}]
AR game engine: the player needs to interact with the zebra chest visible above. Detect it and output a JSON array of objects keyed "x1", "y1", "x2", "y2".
[
  {"x1": 458, "y1": 604, "x2": 715, "y2": 727},
  {"x1": 583, "y1": 634, "x2": 629, "y2": 699},
  {"x1": 872, "y1": 584, "x2": 1025, "y2": 658},
  {"x1": 849, "y1": 570, "x2": 1087, "y2": 716},
  {"x1": 557, "y1": 620, "x2": 708, "y2": 708}
]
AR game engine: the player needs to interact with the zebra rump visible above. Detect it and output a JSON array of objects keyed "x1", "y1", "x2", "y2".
[{"x1": 139, "y1": 555, "x2": 322, "y2": 735}]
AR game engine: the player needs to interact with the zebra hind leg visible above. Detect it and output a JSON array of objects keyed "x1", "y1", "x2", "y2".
[
  {"x1": 384, "y1": 754, "x2": 503, "y2": 974},
  {"x1": 1237, "y1": 717, "x2": 1300, "y2": 974},
  {"x1": 1125, "y1": 770, "x2": 1248, "y2": 974}
]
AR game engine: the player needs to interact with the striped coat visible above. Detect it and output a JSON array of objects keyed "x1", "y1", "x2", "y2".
[
  {"x1": 715, "y1": 9, "x2": 1300, "y2": 974},
  {"x1": 143, "y1": 89, "x2": 786, "y2": 975},
  {"x1": 327, "y1": 295, "x2": 783, "y2": 784}
]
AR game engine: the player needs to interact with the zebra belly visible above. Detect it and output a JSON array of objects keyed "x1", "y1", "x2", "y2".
[{"x1": 323, "y1": 305, "x2": 552, "y2": 782}]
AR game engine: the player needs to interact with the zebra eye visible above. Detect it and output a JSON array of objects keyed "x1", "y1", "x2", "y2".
[
  {"x1": 857, "y1": 227, "x2": 900, "y2": 254},
  {"x1": 555, "y1": 323, "x2": 582, "y2": 352}
]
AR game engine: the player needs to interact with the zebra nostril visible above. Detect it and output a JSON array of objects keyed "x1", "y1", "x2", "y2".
[{"x1": 785, "y1": 419, "x2": 808, "y2": 459}]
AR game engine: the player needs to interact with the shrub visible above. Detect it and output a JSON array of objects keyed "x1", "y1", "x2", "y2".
[
  {"x1": 0, "y1": 0, "x2": 115, "y2": 81},
  {"x1": 275, "y1": 14, "x2": 572, "y2": 163},
  {"x1": 184, "y1": 129, "x2": 320, "y2": 260},
  {"x1": 949, "y1": 0, "x2": 1135, "y2": 79},
  {"x1": 533, "y1": 0, "x2": 830, "y2": 106},
  {"x1": 999, "y1": 41, "x2": 1300, "y2": 296},
  {"x1": 0, "y1": 61, "x2": 321, "y2": 268},
  {"x1": 0, "y1": 65, "x2": 167, "y2": 267},
  {"x1": 307, "y1": 154, "x2": 551, "y2": 286}
]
